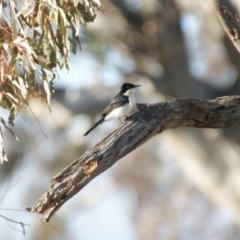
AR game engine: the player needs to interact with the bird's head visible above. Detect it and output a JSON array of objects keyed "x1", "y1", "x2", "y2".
[{"x1": 121, "y1": 83, "x2": 140, "y2": 96}]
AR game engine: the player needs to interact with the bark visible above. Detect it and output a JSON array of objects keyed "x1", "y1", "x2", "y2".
[
  {"x1": 27, "y1": 95, "x2": 240, "y2": 222},
  {"x1": 216, "y1": 4, "x2": 240, "y2": 54}
]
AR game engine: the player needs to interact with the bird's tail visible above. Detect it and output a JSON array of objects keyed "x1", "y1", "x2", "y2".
[{"x1": 83, "y1": 117, "x2": 105, "y2": 136}]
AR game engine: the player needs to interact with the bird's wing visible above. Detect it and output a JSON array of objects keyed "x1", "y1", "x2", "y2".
[{"x1": 101, "y1": 94, "x2": 129, "y2": 117}]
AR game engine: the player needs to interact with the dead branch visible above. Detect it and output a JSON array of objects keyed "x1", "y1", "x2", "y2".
[
  {"x1": 27, "y1": 96, "x2": 240, "y2": 222},
  {"x1": 216, "y1": 4, "x2": 240, "y2": 54}
]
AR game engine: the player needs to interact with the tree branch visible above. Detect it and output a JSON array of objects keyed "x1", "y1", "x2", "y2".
[
  {"x1": 27, "y1": 96, "x2": 240, "y2": 222},
  {"x1": 216, "y1": 4, "x2": 240, "y2": 54}
]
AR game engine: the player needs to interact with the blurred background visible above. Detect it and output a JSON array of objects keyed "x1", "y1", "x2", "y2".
[{"x1": 1, "y1": 0, "x2": 240, "y2": 239}]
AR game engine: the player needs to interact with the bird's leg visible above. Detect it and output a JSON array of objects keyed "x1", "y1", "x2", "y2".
[
  {"x1": 118, "y1": 118, "x2": 123, "y2": 123},
  {"x1": 124, "y1": 116, "x2": 131, "y2": 121}
]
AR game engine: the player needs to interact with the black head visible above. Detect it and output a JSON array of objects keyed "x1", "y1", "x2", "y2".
[{"x1": 120, "y1": 83, "x2": 140, "y2": 93}]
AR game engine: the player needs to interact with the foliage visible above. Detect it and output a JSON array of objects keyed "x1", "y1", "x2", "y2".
[
  {"x1": 0, "y1": 0, "x2": 101, "y2": 122},
  {"x1": 0, "y1": 0, "x2": 101, "y2": 163}
]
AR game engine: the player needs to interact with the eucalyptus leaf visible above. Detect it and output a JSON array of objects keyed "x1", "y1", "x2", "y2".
[{"x1": 43, "y1": 80, "x2": 52, "y2": 112}]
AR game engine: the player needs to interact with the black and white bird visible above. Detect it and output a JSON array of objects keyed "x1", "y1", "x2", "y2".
[{"x1": 84, "y1": 83, "x2": 140, "y2": 136}]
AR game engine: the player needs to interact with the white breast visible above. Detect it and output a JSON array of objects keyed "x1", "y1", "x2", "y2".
[{"x1": 105, "y1": 95, "x2": 135, "y2": 121}]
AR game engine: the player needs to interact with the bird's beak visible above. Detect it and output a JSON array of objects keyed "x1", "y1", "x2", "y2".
[{"x1": 135, "y1": 85, "x2": 140, "y2": 88}]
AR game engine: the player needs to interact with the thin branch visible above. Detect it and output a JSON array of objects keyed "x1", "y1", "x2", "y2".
[
  {"x1": 7, "y1": 176, "x2": 22, "y2": 192},
  {"x1": 0, "y1": 159, "x2": 19, "y2": 203},
  {"x1": 6, "y1": 224, "x2": 25, "y2": 234},
  {"x1": 25, "y1": 101, "x2": 48, "y2": 138},
  {"x1": 0, "y1": 208, "x2": 26, "y2": 212},
  {"x1": 0, "y1": 118, "x2": 19, "y2": 141},
  {"x1": 27, "y1": 96, "x2": 240, "y2": 222},
  {"x1": 0, "y1": 214, "x2": 30, "y2": 236}
]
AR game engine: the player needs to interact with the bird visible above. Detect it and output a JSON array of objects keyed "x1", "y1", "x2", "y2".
[{"x1": 84, "y1": 83, "x2": 140, "y2": 136}]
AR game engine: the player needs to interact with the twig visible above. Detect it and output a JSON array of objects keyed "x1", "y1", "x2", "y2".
[
  {"x1": 0, "y1": 118, "x2": 19, "y2": 141},
  {"x1": 0, "y1": 159, "x2": 19, "y2": 204},
  {"x1": 25, "y1": 100, "x2": 48, "y2": 138},
  {"x1": 0, "y1": 208, "x2": 26, "y2": 212},
  {"x1": 7, "y1": 176, "x2": 22, "y2": 192},
  {"x1": 0, "y1": 214, "x2": 30, "y2": 236}
]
